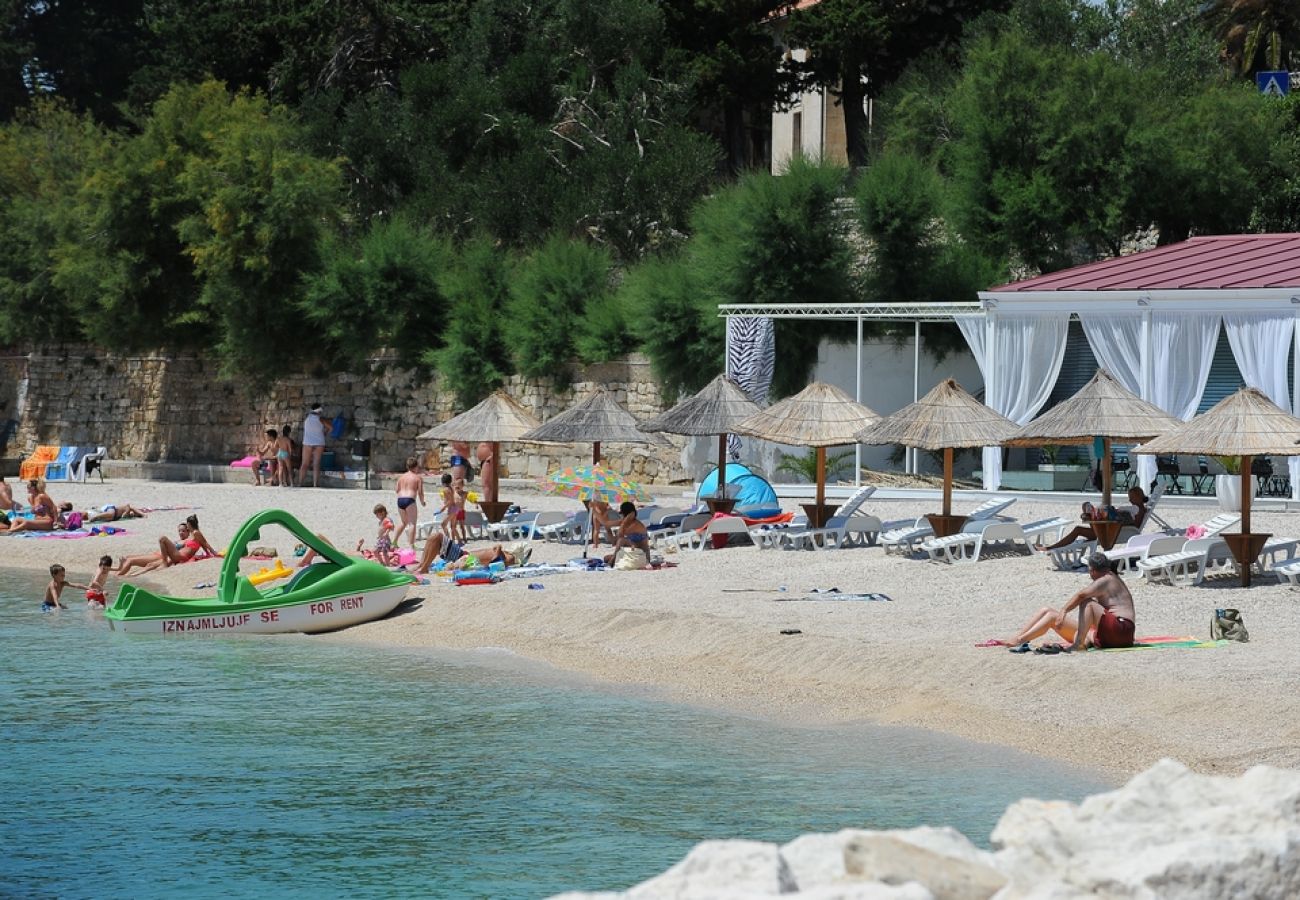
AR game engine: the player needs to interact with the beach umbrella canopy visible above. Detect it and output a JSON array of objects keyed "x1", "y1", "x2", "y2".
[
  {"x1": 641, "y1": 374, "x2": 761, "y2": 503},
  {"x1": 545, "y1": 463, "x2": 653, "y2": 503},
  {"x1": 734, "y1": 382, "x2": 880, "y2": 523},
  {"x1": 1004, "y1": 369, "x2": 1184, "y2": 506},
  {"x1": 854, "y1": 378, "x2": 1016, "y2": 521},
  {"x1": 519, "y1": 387, "x2": 668, "y2": 464},
  {"x1": 417, "y1": 391, "x2": 543, "y2": 508},
  {"x1": 1131, "y1": 387, "x2": 1300, "y2": 586},
  {"x1": 417, "y1": 391, "x2": 541, "y2": 442}
]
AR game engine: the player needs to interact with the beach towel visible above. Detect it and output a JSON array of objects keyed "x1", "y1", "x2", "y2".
[
  {"x1": 1092, "y1": 636, "x2": 1229, "y2": 652},
  {"x1": 19, "y1": 445, "x2": 59, "y2": 480},
  {"x1": 8, "y1": 527, "x2": 129, "y2": 540}
]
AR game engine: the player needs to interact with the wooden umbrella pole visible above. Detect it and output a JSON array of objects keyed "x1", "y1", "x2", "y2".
[
  {"x1": 1241, "y1": 455, "x2": 1252, "y2": 536},
  {"x1": 717, "y1": 433, "x2": 728, "y2": 498},
  {"x1": 1240, "y1": 454, "x2": 1254, "y2": 588},
  {"x1": 943, "y1": 447, "x2": 953, "y2": 517},
  {"x1": 489, "y1": 441, "x2": 500, "y2": 503},
  {"x1": 1102, "y1": 437, "x2": 1112, "y2": 508},
  {"x1": 592, "y1": 442, "x2": 601, "y2": 465},
  {"x1": 816, "y1": 446, "x2": 826, "y2": 510}
]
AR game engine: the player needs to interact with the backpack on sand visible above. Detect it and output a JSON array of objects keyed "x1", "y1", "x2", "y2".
[{"x1": 1211, "y1": 608, "x2": 1249, "y2": 642}]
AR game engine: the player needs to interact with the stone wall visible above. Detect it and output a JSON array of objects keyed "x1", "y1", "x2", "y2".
[{"x1": 0, "y1": 346, "x2": 686, "y2": 483}]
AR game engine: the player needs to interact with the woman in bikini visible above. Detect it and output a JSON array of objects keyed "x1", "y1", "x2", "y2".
[
  {"x1": 3, "y1": 481, "x2": 61, "y2": 533},
  {"x1": 117, "y1": 522, "x2": 194, "y2": 576},
  {"x1": 393, "y1": 457, "x2": 426, "y2": 549},
  {"x1": 603, "y1": 501, "x2": 650, "y2": 567}
]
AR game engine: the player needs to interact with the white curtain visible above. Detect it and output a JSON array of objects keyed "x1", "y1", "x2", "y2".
[
  {"x1": 1079, "y1": 313, "x2": 1143, "y2": 394},
  {"x1": 957, "y1": 313, "x2": 1070, "y2": 490},
  {"x1": 1141, "y1": 312, "x2": 1221, "y2": 488},
  {"x1": 1223, "y1": 312, "x2": 1299, "y2": 497}
]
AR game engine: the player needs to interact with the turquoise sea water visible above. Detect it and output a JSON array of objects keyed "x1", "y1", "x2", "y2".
[{"x1": 1, "y1": 569, "x2": 1107, "y2": 899}]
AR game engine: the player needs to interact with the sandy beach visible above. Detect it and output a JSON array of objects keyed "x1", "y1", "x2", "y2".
[{"x1": 6, "y1": 476, "x2": 1300, "y2": 782}]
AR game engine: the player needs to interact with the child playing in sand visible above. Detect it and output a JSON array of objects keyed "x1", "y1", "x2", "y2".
[
  {"x1": 438, "y1": 474, "x2": 467, "y2": 544},
  {"x1": 43, "y1": 563, "x2": 86, "y2": 611},
  {"x1": 85, "y1": 555, "x2": 113, "y2": 607},
  {"x1": 359, "y1": 504, "x2": 396, "y2": 566}
]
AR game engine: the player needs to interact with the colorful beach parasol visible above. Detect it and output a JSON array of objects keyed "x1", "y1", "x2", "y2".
[{"x1": 544, "y1": 463, "x2": 653, "y2": 504}]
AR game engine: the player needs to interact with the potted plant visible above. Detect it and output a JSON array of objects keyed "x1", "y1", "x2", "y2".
[{"x1": 1213, "y1": 456, "x2": 1253, "y2": 512}]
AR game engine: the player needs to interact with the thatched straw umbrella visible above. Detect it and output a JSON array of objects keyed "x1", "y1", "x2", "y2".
[
  {"x1": 1131, "y1": 387, "x2": 1300, "y2": 586},
  {"x1": 641, "y1": 374, "x2": 760, "y2": 511},
  {"x1": 418, "y1": 391, "x2": 542, "y2": 520},
  {"x1": 855, "y1": 379, "x2": 1017, "y2": 537},
  {"x1": 734, "y1": 382, "x2": 880, "y2": 526},
  {"x1": 519, "y1": 387, "x2": 668, "y2": 466},
  {"x1": 1005, "y1": 369, "x2": 1183, "y2": 508}
]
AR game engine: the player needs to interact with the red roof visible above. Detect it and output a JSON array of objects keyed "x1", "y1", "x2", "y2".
[{"x1": 990, "y1": 234, "x2": 1300, "y2": 292}]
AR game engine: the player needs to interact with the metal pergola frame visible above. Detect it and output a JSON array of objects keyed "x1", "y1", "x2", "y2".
[{"x1": 718, "y1": 301, "x2": 985, "y2": 481}]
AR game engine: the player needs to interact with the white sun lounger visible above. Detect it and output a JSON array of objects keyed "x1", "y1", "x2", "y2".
[
  {"x1": 880, "y1": 497, "x2": 1017, "y2": 556},
  {"x1": 535, "y1": 511, "x2": 590, "y2": 544},
  {"x1": 1273, "y1": 557, "x2": 1300, "y2": 586},
  {"x1": 780, "y1": 515, "x2": 884, "y2": 551},
  {"x1": 650, "y1": 512, "x2": 712, "y2": 548},
  {"x1": 1137, "y1": 537, "x2": 1234, "y2": 587},
  {"x1": 1102, "y1": 534, "x2": 1187, "y2": 574},
  {"x1": 671, "y1": 515, "x2": 755, "y2": 551},
  {"x1": 922, "y1": 517, "x2": 1070, "y2": 564}
]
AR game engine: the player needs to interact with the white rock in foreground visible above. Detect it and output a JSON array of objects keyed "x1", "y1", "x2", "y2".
[
  {"x1": 553, "y1": 759, "x2": 1300, "y2": 899},
  {"x1": 992, "y1": 758, "x2": 1300, "y2": 898}
]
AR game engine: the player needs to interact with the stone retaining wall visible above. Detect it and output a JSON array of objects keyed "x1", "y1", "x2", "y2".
[{"x1": 0, "y1": 347, "x2": 685, "y2": 483}]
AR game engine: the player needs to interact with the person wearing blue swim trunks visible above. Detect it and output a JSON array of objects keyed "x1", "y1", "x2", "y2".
[
  {"x1": 393, "y1": 456, "x2": 426, "y2": 550},
  {"x1": 604, "y1": 501, "x2": 650, "y2": 568}
]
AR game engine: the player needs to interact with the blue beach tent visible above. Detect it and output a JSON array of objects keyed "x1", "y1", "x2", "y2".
[{"x1": 696, "y1": 463, "x2": 779, "y2": 514}]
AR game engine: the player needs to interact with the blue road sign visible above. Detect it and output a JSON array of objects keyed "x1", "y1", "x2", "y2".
[{"x1": 1257, "y1": 70, "x2": 1290, "y2": 96}]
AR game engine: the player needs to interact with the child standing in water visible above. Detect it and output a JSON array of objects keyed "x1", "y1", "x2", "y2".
[
  {"x1": 43, "y1": 564, "x2": 86, "y2": 611},
  {"x1": 85, "y1": 555, "x2": 113, "y2": 607}
]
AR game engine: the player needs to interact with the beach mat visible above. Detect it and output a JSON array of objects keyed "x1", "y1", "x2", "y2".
[
  {"x1": 1093, "y1": 636, "x2": 1229, "y2": 653},
  {"x1": 8, "y1": 528, "x2": 130, "y2": 540}
]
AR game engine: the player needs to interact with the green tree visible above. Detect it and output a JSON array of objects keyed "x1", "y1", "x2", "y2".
[
  {"x1": 786, "y1": 0, "x2": 1011, "y2": 167},
  {"x1": 302, "y1": 217, "x2": 450, "y2": 373},
  {"x1": 53, "y1": 80, "x2": 344, "y2": 371},
  {"x1": 0, "y1": 101, "x2": 111, "y2": 343},
  {"x1": 660, "y1": 0, "x2": 790, "y2": 173},
  {"x1": 0, "y1": 1, "x2": 151, "y2": 124},
  {"x1": 507, "y1": 235, "x2": 617, "y2": 381},
  {"x1": 623, "y1": 254, "x2": 720, "y2": 400},
  {"x1": 1207, "y1": 0, "x2": 1300, "y2": 77},
  {"x1": 429, "y1": 236, "x2": 516, "y2": 406},
  {"x1": 945, "y1": 33, "x2": 1147, "y2": 269}
]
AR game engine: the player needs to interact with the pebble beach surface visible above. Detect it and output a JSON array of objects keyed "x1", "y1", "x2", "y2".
[{"x1": 7, "y1": 476, "x2": 1300, "y2": 781}]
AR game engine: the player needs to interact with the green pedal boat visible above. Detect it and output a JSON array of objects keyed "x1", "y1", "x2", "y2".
[{"x1": 105, "y1": 509, "x2": 412, "y2": 635}]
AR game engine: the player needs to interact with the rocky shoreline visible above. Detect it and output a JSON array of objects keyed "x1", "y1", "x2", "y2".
[{"x1": 554, "y1": 759, "x2": 1300, "y2": 898}]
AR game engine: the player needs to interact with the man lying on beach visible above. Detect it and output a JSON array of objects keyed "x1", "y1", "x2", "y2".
[
  {"x1": 415, "y1": 532, "x2": 528, "y2": 573},
  {"x1": 83, "y1": 503, "x2": 145, "y2": 523},
  {"x1": 995, "y1": 552, "x2": 1136, "y2": 651}
]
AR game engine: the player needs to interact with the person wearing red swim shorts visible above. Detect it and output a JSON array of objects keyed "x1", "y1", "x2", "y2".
[{"x1": 1002, "y1": 552, "x2": 1136, "y2": 650}]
